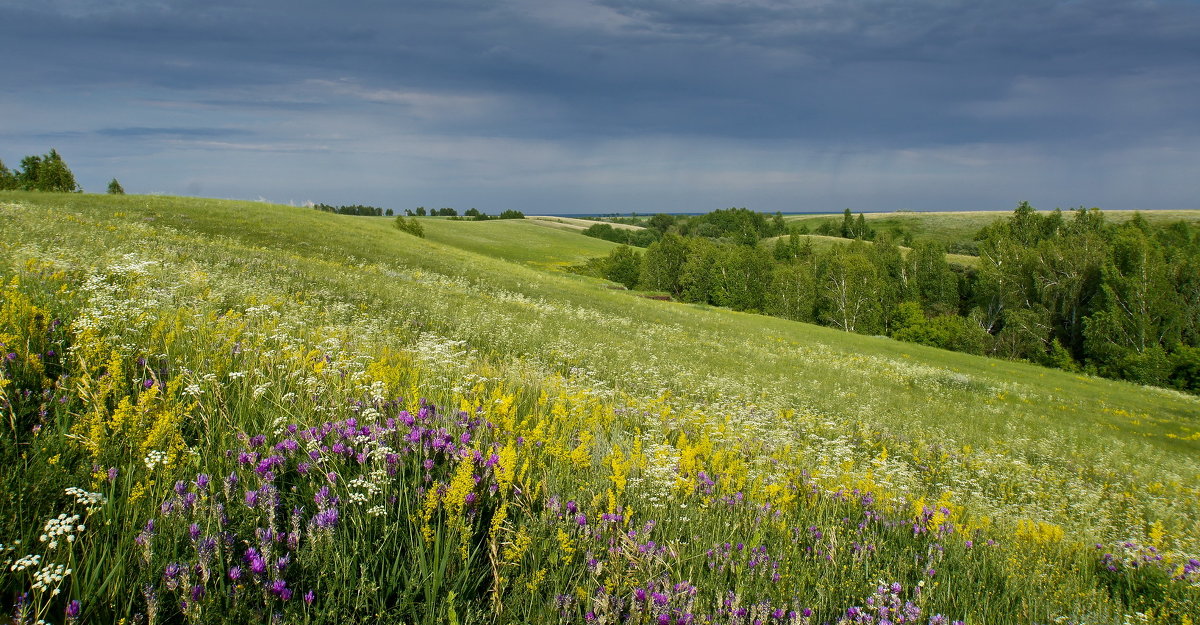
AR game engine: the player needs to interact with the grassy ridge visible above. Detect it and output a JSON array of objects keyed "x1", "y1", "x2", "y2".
[{"x1": 1, "y1": 191, "x2": 1198, "y2": 624}]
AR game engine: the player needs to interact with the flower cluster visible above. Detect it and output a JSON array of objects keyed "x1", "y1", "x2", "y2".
[{"x1": 39, "y1": 514, "x2": 84, "y2": 549}]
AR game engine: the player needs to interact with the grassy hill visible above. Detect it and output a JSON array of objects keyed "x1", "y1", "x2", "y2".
[{"x1": 1, "y1": 191, "x2": 1197, "y2": 624}]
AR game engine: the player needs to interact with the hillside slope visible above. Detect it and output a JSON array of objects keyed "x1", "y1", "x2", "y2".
[{"x1": 1, "y1": 191, "x2": 1197, "y2": 623}]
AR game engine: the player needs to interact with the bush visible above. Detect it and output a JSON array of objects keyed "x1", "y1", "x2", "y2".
[
  {"x1": 393, "y1": 216, "x2": 425, "y2": 238},
  {"x1": 1170, "y1": 346, "x2": 1200, "y2": 392}
]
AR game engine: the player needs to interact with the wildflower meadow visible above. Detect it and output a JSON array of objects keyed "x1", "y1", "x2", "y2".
[{"x1": 1, "y1": 192, "x2": 1198, "y2": 624}]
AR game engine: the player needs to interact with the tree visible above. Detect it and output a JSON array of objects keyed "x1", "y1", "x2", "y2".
[
  {"x1": 678, "y1": 238, "x2": 720, "y2": 303},
  {"x1": 710, "y1": 244, "x2": 773, "y2": 311},
  {"x1": 816, "y1": 245, "x2": 883, "y2": 334},
  {"x1": 19, "y1": 149, "x2": 80, "y2": 192},
  {"x1": 415, "y1": 206, "x2": 427, "y2": 216},
  {"x1": 764, "y1": 263, "x2": 816, "y2": 322},
  {"x1": 602, "y1": 246, "x2": 642, "y2": 289},
  {"x1": 647, "y1": 213, "x2": 676, "y2": 233},
  {"x1": 107, "y1": 178, "x2": 125, "y2": 194},
  {"x1": 1083, "y1": 226, "x2": 1179, "y2": 381},
  {"x1": 638, "y1": 233, "x2": 689, "y2": 296},
  {"x1": 499, "y1": 210, "x2": 525, "y2": 219},
  {"x1": 0, "y1": 160, "x2": 17, "y2": 190},
  {"x1": 907, "y1": 241, "x2": 959, "y2": 316},
  {"x1": 385, "y1": 208, "x2": 394, "y2": 216}
]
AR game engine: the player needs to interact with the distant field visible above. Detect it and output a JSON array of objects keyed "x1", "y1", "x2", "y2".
[
  {"x1": 418, "y1": 217, "x2": 621, "y2": 267},
  {"x1": 786, "y1": 209, "x2": 1200, "y2": 246},
  {"x1": 1, "y1": 190, "x2": 1197, "y2": 624}
]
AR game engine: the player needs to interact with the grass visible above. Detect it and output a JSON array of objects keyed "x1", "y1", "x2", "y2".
[
  {"x1": 418, "y1": 217, "x2": 622, "y2": 268},
  {"x1": 1, "y1": 190, "x2": 1197, "y2": 624}
]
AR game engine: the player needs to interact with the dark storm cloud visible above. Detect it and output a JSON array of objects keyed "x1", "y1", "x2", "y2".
[{"x1": 1, "y1": 0, "x2": 1197, "y2": 211}]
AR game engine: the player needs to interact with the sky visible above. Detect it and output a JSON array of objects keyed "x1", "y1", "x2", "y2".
[{"x1": 1, "y1": 0, "x2": 1198, "y2": 214}]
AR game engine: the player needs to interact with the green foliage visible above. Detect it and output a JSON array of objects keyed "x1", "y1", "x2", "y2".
[
  {"x1": 1169, "y1": 346, "x2": 1200, "y2": 392},
  {"x1": 0, "y1": 159, "x2": 17, "y2": 190},
  {"x1": 638, "y1": 233, "x2": 689, "y2": 295},
  {"x1": 816, "y1": 245, "x2": 883, "y2": 334},
  {"x1": 678, "y1": 207, "x2": 783, "y2": 244},
  {"x1": 764, "y1": 262, "x2": 816, "y2": 321},
  {"x1": 892, "y1": 304, "x2": 990, "y2": 355},
  {"x1": 393, "y1": 215, "x2": 426, "y2": 238},
  {"x1": 106, "y1": 178, "x2": 125, "y2": 195},
  {"x1": 9, "y1": 149, "x2": 80, "y2": 192},
  {"x1": 647, "y1": 213, "x2": 676, "y2": 233},
  {"x1": 498, "y1": 209, "x2": 525, "y2": 220},
  {"x1": 600, "y1": 245, "x2": 642, "y2": 288},
  {"x1": 581, "y1": 223, "x2": 661, "y2": 248},
  {"x1": 315, "y1": 202, "x2": 385, "y2": 216}
]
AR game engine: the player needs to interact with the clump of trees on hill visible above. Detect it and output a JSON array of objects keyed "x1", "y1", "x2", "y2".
[
  {"x1": 0, "y1": 149, "x2": 81, "y2": 192},
  {"x1": 314, "y1": 203, "x2": 394, "y2": 216},
  {"x1": 584, "y1": 208, "x2": 788, "y2": 248},
  {"x1": 592, "y1": 202, "x2": 1200, "y2": 392},
  {"x1": 408, "y1": 207, "x2": 459, "y2": 216},
  {"x1": 404, "y1": 207, "x2": 524, "y2": 221}
]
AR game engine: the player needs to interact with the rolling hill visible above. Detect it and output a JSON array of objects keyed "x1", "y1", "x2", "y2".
[{"x1": 1, "y1": 191, "x2": 1197, "y2": 624}]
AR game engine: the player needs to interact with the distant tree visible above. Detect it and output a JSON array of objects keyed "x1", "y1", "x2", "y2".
[
  {"x1": 385, "y1": 208, "x2": 394, "y2": 216},
  {"x1": 107, "y1": 178, "x2": 125, "y2": 194},
  {"x1": 648, "y1": 213, "x2": 676, "y2": 233},
  {"x1": 415, "y1": 206, "x2": 427, "y2": 216},
  {"x1": 464, "y1": 208, "x2": 481, "y2": 217},
  {"x1": 854, "y1": 213, "x2": 873, "y2": 240},
  {"x1": 840, "y1": 209, "x2": 854, "y2": 238},
  {"x1": 499, "y1": 210, "x2": 525, "y2": 219}
]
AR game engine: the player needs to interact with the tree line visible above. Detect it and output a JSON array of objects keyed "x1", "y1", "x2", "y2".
[
  {"x1": 593, "y1": 203, "x2": 1200, "y2": 392},
  {"x1": 583, "y1": 208, "x2": 790, "y2": 248},
  {"x1": 313, "y1": 203, "x2": 394, "y2": 216},
  {"x1": 404, "y1": 207, "x2": 525, "y2": 220}
]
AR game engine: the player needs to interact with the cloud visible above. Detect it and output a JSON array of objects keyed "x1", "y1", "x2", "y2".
[{"x1": 1, "y1": 0, "x2": 1197, "y2": 210}]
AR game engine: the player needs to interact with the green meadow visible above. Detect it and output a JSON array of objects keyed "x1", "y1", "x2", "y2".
[{"x1": 1, "y1": 191, "x2": 1197, "y2": 624}]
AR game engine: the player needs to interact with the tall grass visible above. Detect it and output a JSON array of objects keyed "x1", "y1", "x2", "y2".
[{"x1": 0, "y1": 192, "x2": 1197, "y2": 624}]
